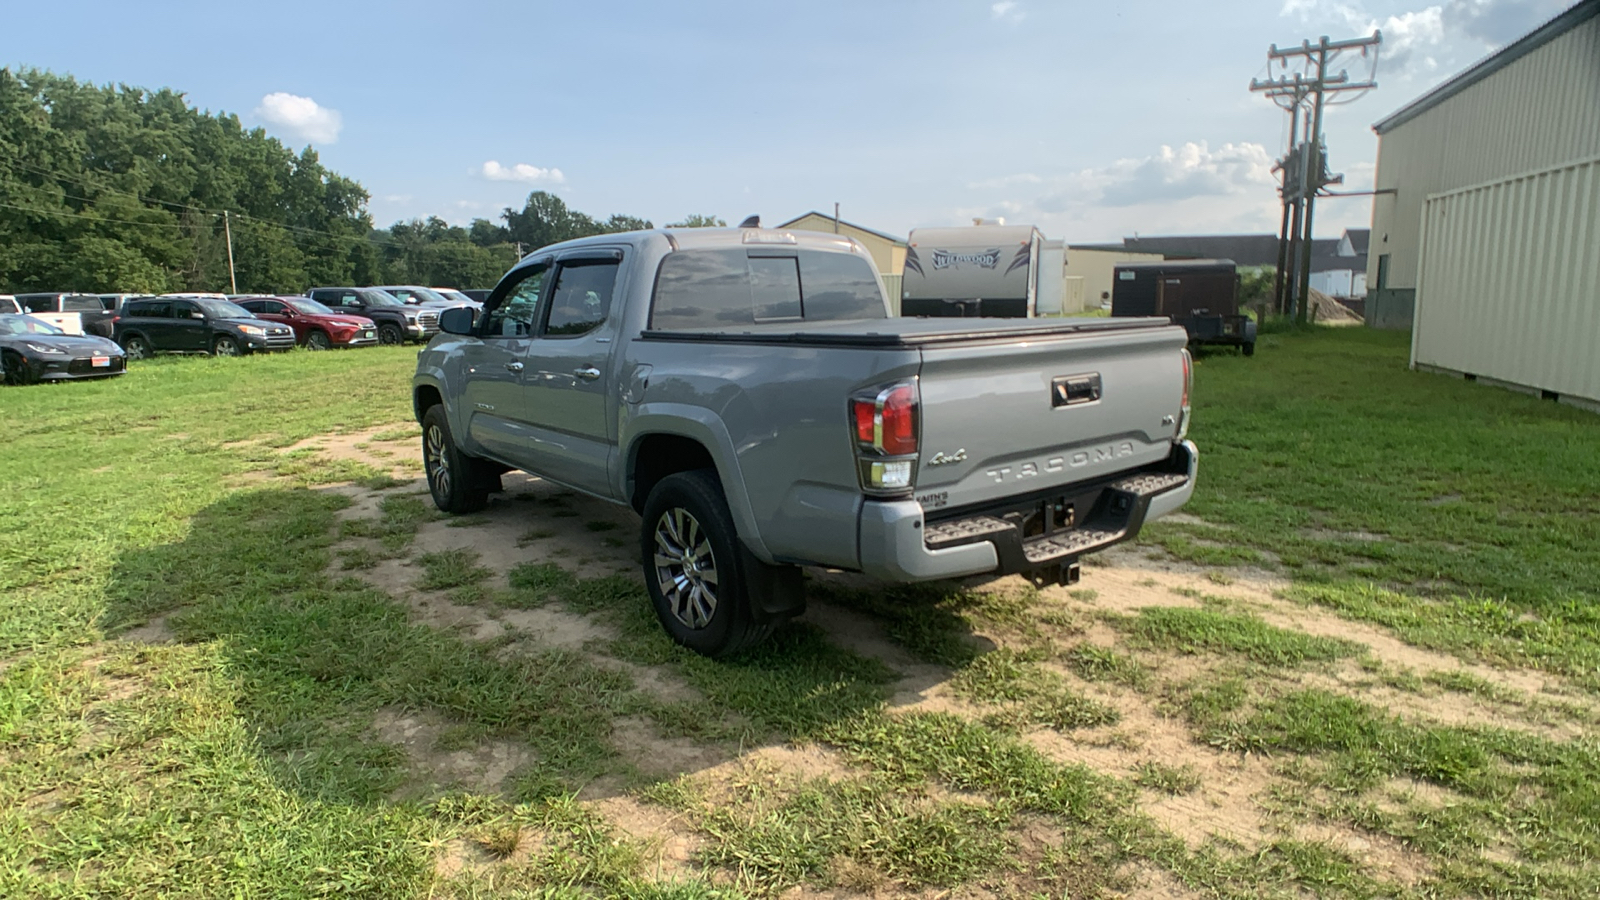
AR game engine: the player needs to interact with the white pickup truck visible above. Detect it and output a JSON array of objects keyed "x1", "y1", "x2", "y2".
[{"x1": 16, "y1": 293, "x2": 114, "y2": 337}]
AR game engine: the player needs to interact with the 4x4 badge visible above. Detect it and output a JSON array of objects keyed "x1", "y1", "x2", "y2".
[{"x1": 928, "y1": 449, "x2": 967, "y2": 466}]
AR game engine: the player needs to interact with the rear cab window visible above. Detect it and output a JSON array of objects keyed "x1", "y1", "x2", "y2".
[{"x1": 650, "y1": 248, "x2": 885, "y2": 330}]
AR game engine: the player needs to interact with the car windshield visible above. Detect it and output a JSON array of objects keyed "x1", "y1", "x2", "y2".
[
  {"x1": 288, "y1": 299, "x2": 335, "y2": 315},
  {"x1": 196, "y1": 300, "x2": 253, "y2": 319},
  {"x1": 435, "y1": 289, "x2": 474, "y2": 304},
  {"x1": 0, "y1": 315, "x2": 66, "y2": 335},
  {"x1": 361, "y1": 291, "x2": 403, "y2": 308}
]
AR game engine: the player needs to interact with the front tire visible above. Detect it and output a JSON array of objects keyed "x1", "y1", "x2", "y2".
[
  {"x1": 212, "y1": 335, "x2": 241, "y2": 357},
  {"x1": 640, "y1": 470, "x2": 771, "y2": 657},
  {"x1": 306, "y1": 330, "x2": 332, "y2": 350},
  {"x1": 421, "y1": 405, "x2": 490, "y2": 513},
  {"x1": 1242, "y1": 341, "x2": 1256, "y2": 357},
  {"x1": 2, "y1": 350, "x2": 34, "y2": 386},
  {"x1": 378, "y1": 324, "x2": 403, "y2": 345}
]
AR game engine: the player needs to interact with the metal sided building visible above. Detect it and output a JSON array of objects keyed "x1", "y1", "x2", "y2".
[{"x1": 1366, "y1": 0, "x2": 1600, "y2": 407}]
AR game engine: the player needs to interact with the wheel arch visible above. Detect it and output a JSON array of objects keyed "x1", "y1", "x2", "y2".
[{"x1": 623, "y1": 415, "x2": 772, "y2": 563}]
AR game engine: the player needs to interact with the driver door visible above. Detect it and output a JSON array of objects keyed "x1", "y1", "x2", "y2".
[
  {"x1": 457, "y1": 262, "x2": 549, "y2": 468},
  {"x1": 518, "y1": 252, "x2": 623, "y2": 497},
  {"x1": 167, "y1": 300, "x2": 209, "y2": 352}
]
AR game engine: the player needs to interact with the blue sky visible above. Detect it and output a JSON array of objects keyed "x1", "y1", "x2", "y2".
[{"x1": 6, "y1": 0, "x2": 1571, "y2": 241}]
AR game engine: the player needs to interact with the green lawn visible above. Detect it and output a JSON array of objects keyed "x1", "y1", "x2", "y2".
[{"x1": 1, "y1": 330, "x2": 1597, "y2": 899}]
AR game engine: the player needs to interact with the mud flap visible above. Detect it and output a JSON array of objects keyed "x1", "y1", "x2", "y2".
[{"x1": 740, "y1": 545, "x2": 806, "y2": 622}]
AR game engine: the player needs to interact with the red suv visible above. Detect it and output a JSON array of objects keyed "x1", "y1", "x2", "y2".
[{"x1": 235, "y1": 296, "x2": 378, "y2": 349}]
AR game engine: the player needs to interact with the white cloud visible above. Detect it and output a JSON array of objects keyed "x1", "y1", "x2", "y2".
[
  {"x1": 991, "y1": 2, "x2": 1024, "y2": 22},
  {"x1": 477, "y1": 160, "x2": 567, "y2": 184},
  {"x1": 960, "y1": 141, "x2": 1287, "y2": 240},
  {"x1": 1051, "y1": 141, "x2": 1277, "y2": 209},
  {"x1": 254, "y1": 92, "x2": 342, "y2": 144}
]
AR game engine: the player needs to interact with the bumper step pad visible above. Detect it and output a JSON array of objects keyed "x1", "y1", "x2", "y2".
[{"x1": 921, "y1": 466, "x2": 1190, "y2": 575}]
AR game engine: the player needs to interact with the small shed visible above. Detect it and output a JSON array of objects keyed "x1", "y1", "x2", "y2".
[{"x1": 1111, "y1": 260, "x2": 1256, "y2": 353}]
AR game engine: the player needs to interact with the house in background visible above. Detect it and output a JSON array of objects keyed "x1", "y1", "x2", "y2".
[
  {"x1": 778, "y1": 212, "x2": 909, "y2": 308},
  {"x1": 1368, "y1": 0, "x2": 1598, "y2": 408}
]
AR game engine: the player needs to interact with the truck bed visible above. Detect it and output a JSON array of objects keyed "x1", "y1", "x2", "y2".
[{"x1": 638, "y1": 315, "x2": 1171, "y2": 347}]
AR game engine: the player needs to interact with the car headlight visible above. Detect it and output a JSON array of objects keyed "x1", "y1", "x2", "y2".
[
  {"x1": 404, "y1": 314, "x2": 418, "y2": 324},
  {"x1": 25, "y1": 342, "x2": 66, "y2": 354},
  {"x1": 237, "y1": 325, "x2": 266, "y2": 336}
]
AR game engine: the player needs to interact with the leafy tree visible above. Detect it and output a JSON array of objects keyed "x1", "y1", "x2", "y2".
[
  {"x1": 0, "y1": 67, "x2": 374, "y2": 294},
  {"x1": 666, "y1": 214, "x2": 726, "y2": 228}
]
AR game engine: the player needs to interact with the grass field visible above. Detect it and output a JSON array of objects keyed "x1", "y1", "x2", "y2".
[{"x1": 1, "y1": 330, "x2": 1596, "y2": 899}]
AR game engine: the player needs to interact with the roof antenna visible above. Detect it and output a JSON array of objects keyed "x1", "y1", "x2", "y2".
[{"x1": 738, "y1": 215, "x2": 760, "y2": 228}]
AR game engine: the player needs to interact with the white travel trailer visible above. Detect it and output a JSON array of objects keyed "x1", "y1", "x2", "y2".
[{"x1": 900, "y1": 223, "x2": 1080, "y2": 317}]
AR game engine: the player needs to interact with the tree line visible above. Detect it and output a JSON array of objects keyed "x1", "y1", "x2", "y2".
[{"x1": 0, "y1": 68, "x2": 724, "y2": 294}]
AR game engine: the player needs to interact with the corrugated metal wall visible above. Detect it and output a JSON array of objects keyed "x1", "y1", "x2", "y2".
[
  {"x1": 1412, "y1": 155, "x2": 1600, "y2": 402},
  {"x1": 1370, "y1": 12, "x2": 1600, "y2": 292}
]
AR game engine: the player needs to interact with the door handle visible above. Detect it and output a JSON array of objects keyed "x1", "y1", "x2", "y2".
[
  {"x1": 505, "y1": 361, "x2": 524, "y2": 372},
  {"x1": 573, "y1": 366, "x2": 601, "y2": 381}
]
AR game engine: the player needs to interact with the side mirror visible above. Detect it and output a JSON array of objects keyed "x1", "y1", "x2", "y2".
[{"x1": 439, "y1": 306, "x2": 475, "y2": 335}]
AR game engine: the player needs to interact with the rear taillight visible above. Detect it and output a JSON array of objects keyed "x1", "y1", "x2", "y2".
[
  {"x1": 849, "y1": 381, "x2": 920, "y2": 495},
  {"x1": 1177, "y1": 348, "x2": 1193, "y2": 440}
]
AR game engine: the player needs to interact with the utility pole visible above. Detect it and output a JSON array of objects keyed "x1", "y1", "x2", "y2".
[
  {"x1": 1251, "y1": 31, "x2": 1380, "y2": 323},
  {"x1": 833, "y1": 202, "x2": 840, "y2": 234},
  {"x1": 222, "y1": 210, "x2": 238, "y2": 294},
  {"x1": 1270, "y1": 87, "x2": 1305, "y2": 316}
]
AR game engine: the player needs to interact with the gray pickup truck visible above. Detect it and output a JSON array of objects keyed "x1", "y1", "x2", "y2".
[{"x1": 413, "y1": 226, "x2": 1197, "y2": 655}]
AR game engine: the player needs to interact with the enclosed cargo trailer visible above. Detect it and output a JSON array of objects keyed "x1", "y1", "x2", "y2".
[{"x1": 1111, "y1": 259, "x2": 1256, "y2": 355}]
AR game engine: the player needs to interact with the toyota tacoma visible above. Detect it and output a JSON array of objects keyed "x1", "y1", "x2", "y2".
[{"x1": 413, "y1": 225, "x2": 1197, "y2": 655}]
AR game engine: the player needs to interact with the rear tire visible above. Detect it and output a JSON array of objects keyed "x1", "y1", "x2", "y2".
[
  {"x1": 307, "y1": 330, "x2": 332, "y2": 350},
  {"x1": 421, "y1": 405, "x2": 490, "y2": 514},
  {"x1": 1241, "y1": 341, "x2": 1256, "y2": 357},
  {"x1": 378, "y1": 324, "x2": 403, "y2": 345},
  {"x1": 122, "y1": 334, "x2": 152, "y2": 360},
  {"x1": 640, "y1": 470, "x2": 772, "y2": 657}
]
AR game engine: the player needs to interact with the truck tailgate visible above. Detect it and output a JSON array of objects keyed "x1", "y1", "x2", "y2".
[{"x1": 913, "y1": 324, "x2": 1189, "y2": 513}]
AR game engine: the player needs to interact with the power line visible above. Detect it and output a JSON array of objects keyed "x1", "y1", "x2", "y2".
[
  {"x1": 0, "y1": 199, "x2": 190, "y2": 229},
  {"x1": 1250, "y1": 30, "x2": 1383, "y2": 323}
]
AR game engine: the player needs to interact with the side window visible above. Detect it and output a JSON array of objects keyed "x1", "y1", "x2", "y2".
[
  {"x1": 482, "y1": 265, "x2": 548, "y2": 337},
  {"x1": 135, "y1": 301, "x2": 171, "y2": 318},
  {"x1": 544, "y1": 260, "x2": 620, "y2": 337},
  {"x1": 172, "y1": 300, "x2": 200, "y2": 319},
  {"x1": 22, "y1": 297, "x2": 51, "y2": 313},
  {"x1": 64, "y1": 296, "x2": 101, "y2": 312},
  {"x1": 650, "y1": 249, "x2": 755, "y2": 329},
  {"x1": 749, "y1": 256, "x2": 802, "y2": 321},
  {"x1": 339, "y1": 292, "x2": 361, "y2": 308},
  {"x1": 263, "y1": 301, "x2": 287, "y2": 316}
]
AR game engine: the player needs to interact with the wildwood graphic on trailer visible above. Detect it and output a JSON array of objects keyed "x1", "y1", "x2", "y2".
[
  {"x1": 901, "y1": 224, "x2": 1043, "y2": 317},
  {"x1": 929, "y1": 248, "x2": 1002, "y2": 270}
]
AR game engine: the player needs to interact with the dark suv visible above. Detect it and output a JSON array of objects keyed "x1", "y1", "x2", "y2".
[
  {"x1": 113, "y1": 297, "x2": 296, "y2": 358},
  {"x1": 306, "y1": 287, "x2": 436, "y2": 344}
]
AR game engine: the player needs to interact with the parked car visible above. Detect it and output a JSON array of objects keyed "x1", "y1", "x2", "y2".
[
  {"x1": 113, "y1": 296, "x2": 296, "y2": 358},
  {"x1": 1, "y1": 314, "x2": 127, "y2": 384},
  {"x1": 431, "y1": 287, "x2": 482, "y2": 307},
  {"x1": 235, "y1": 296, "x2": 378, "y2": 349},
  {"x1": 0, "y1": 295, "x2": 19, "y2": 315},
  {"x1": 306, "y1": 287, "x2": 437, "y2": 344},
  {"x1": 413, "y1": 226, "x2": 1196, "y2": 656},
  {"x1": 15, "y1": 293, "x2": 117, "y2": 337},
  {"x1": 98, "y1": 293, "x2": 145, "y2": 312},
  {"x1": 372, "y1": 285, "x2": 479, "y2": 311}
]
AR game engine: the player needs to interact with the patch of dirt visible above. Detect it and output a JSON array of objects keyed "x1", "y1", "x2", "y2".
[
  {"x1": 116, "y1": 614, "x2": 176, "y2": 644},
  {"x1": 800, "y1": 599, "x2": 956, "y2": 710},
  {"x1": 609, "y1": 716, "x2": 730, "y2": 779},
  {"x1": 593, "y1": 795, "x2": 703, "y2": 880},
  {"x1": 1072, "y1": 546, "x2": 1557, "y2": 701},
  {"x1": 373, "y1": 706, "x2": 533, "y2": 797},
  {"x1": 1297, "y1": 821, "x2": 1431, "y2": 886},
  {"x1": 1026, "y1": 697, "x2": 1278, "y2": 849},
  {"x1": 284, "y1": 423, "x2": 423, "y2": 478}
]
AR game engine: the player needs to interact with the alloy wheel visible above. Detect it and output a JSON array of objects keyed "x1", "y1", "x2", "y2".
[
  {"x1": 125, "y1": 337, "x2": 150, "y2": 360},
  {"x1": 214, "y1": 337, "x2": 240, "y2": 357},
  {"x1": 425, "y1": 423, "x2": 451, "y2": 499},
  {"x1": 653, "y1": 507, "x2": 719, "y2": 629}
]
